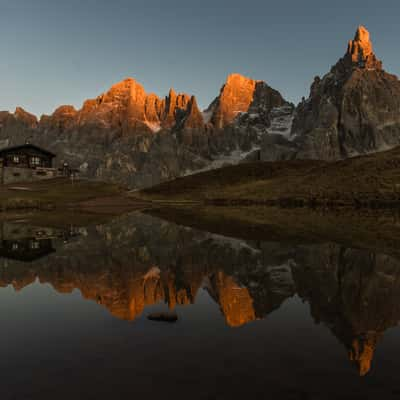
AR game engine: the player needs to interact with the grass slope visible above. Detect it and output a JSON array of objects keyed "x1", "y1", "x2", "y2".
[
  {"x1": 0, "y1": 178, "x2": 127, "y2": 211},
  {"x1": 139, "y1": 147, "x2": 400, "y2": 207}
]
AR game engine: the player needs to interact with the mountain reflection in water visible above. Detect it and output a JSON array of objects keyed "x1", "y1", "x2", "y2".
[{"x1": 1, "y1": 210, "x2": 400, "y2": 400}]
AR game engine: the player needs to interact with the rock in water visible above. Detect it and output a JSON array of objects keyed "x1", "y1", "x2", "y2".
[{"x1": 147, "y1": 312, "x2": 178, "y2": 323}]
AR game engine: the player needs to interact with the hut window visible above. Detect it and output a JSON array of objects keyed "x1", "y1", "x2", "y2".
[
  {"x1": 30, "y1": 241, "x2": 40, "y2": 250},
  {"x1": 13, "y1": 155, "x2": 19, "y2": 163},
  {"x1": 12, "y1": 243, "x2": 19, "y2": 251},
  {"x1": 31, "y1": 156, "x2": 41, "y2": 166}
]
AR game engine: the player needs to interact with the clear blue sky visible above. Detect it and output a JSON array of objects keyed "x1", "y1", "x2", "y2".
[{"x1": 1, "y1": 0, "x2": 399, "y2": 116}]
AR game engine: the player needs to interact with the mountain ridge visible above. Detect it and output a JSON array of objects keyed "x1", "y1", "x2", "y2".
[
  {"x1": 0, "y1": 72, "x2": 289, "y2": 187},
  {"x1": 261, "y1": 25, "x2": 400, "y2": 161}
]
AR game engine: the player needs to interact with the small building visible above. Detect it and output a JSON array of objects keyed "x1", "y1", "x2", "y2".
[
  {"x1": 0, "y1": 238, "x2": 55, "y2": 262},
  {"x1": 0, "y1": 144, "x2": 57, "y2": 184}
]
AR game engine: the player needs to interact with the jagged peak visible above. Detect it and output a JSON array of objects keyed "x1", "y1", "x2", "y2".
[
  {"x1": 225, "y1": 73, "x2": 258, "y2": 85},
  {"x1": 146, "y1": 92, "x2": 160, "y2": 100},
  {"x1": 179, "y1": 95, "x2": 205, "y2": 131},
  {"x1": 188, "y1": 95, "x2": 198, "y2": 109},
  {"x1": 209, "y1": 74, "x2": 259, "y2": 129},
  {"x1": 355, "y1": 25, "x2": 371, "y2": 44},
  {"x1": 108, "y1": 77, "x2": 145, "y2": 92},
  {"x1": 186, "y1": 95, "x2": 203, "y2": 120},
  {"x1": 14, "y1": 106, "x2": 33, "y2": 116},
  {"x1": 14, "y1": 107, "x2": 38, "y2": 125},
  {"x1": 168, "y1": 88, "x2": 177, "y2": 98},
  {"x1": 52, "y1": 105, "x2": 77, "y2": 115},
  {"x1": 345, "y1": 25, "x2": 382, "y2": 69},
  {"x1": 121, "y1": 77, "x2": 137, "y2": 84}
]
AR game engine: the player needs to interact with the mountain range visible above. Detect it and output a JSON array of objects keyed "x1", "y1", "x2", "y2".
[{"x1": 1, "y1": 25, "x2": 399, "y2": 188}]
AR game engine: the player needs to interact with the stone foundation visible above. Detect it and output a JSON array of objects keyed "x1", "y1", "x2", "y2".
[{"x1": 1, "y1": 166, "x2": 57, "y2": 184}]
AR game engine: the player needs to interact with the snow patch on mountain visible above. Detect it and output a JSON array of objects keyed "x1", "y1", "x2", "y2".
[
  {"x1": 267, "y1": 105, "x2": 294, "y2": 139},
  {"x1": 183, "y1": 145, "x2": 260, "y2": 176}
]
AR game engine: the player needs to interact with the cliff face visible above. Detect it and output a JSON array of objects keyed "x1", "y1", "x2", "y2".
[
  {"x1": 0, "y1": 74, "x2": 289, "y2": 188},
  {"x1": 262, "y1": 26, "x2": 400, "y2": 162},
  {"x1": 42, "y1": 78, "x2": 203, "y2": 136},
  {"x1": 209, "y1": 74, "x2": 258, "y2": 129}
]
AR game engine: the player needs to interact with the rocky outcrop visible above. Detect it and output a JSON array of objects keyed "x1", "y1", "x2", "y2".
[
  {"x1": 70, "y1": 79, "x2": 193, "y2": 135},
  {"x1": 0, "y1": 74, "x2": 289, "y2": 187},
  {"x1": 40, "y1": 105, "x2": 78, "y2": 133},
  {"x1": 208, "y1": 74, "x2": 258, "y2": 129},
  {"x1": 264, "y1": 26, "x2": 400, "y2": 161},
  {"x1": 345, "y1": 25, "x2": 382, "y2": 70},
  {"x1": 207, "y1": 73, "x2": 287, "y2": 130},
  {"x1": 14, "y1": 107, "x2": 38, "y2": 128}
]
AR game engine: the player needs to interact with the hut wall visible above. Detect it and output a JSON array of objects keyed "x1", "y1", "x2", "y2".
[{"x1": 2, "y1": 167, "x2": 57, "y2": 184}]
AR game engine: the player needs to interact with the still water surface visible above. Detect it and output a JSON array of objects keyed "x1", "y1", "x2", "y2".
[{"x1": 1, "y1": 211, "x2": 400, "y2": 399}]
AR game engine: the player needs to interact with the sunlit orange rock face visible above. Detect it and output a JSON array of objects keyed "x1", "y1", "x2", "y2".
[
  {"x1": 0, "y1": 259, "x2": 256, "y2": 325},
  {"x1": 77, "y1": 78, "x2": 150, "y2": 133},
  {"x1": 40, "y1": 78, "x2": 205, "y2": 136},
  {"x1": 349, "y1": 333, "x2": 380, "y2": 376},
  {"x1": 210, "y1": 74, "x2": 258, "y2": 130},
  {"x1": 144, "y1": 93, "x2": 163, "y2": 125},
  {"x1": 40, "y1": 265, "x2": 167, "y2": 321},
  {"x1": 161, "y1": 89, "x2": 191, "y2": 129},
  {"x1": 179, "y1": 96, "x2": 204, "y2": 131},
  {"x1": 14, "y1": 107, "x2": 38, "y2": 128},
  {"x1": 212, "y1": 271, "x2": 256, "y2": 327},
  {"x1": 39, "y1": 73, "x2": 285, "y2": 138},
  {"x1": 177, "y1": 96, "x2": 208, "y2": 148},
  {"x1": 346, "y1": 26, "x2": 382, "y2": 69},
  {"x1": 40, "y1": 105, "x2": 77, "y2": 132}
]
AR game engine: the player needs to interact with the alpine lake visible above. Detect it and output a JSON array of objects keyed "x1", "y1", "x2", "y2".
[{"x1": 1, "y1": 206, "x2": 400, "y2": 400}]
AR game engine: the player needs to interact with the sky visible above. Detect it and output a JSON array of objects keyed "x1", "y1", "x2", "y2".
[{"x1": 1, "y1": 0, "x2": 400, "y2": 116}]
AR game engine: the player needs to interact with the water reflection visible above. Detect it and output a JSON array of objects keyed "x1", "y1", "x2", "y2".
[{"x1": 0, "y1": 213, "x2": 400, "y2": 377}]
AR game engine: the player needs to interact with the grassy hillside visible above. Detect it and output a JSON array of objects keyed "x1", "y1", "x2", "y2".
[
  {"x1": 138, "y1": 147, "x2": 400, "y2": 208},
  {"x1": 0, "y1": 178, "x2": 133, "y2": 212}
]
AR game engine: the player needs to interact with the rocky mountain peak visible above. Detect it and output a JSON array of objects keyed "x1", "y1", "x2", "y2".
[
  {"x1": 207, "y1": 73, "x2": 288, "y2": 131},
  {"x1": 104, "y1": 77, "x2": 145, "y2": 102},
  {"x1": 210, "y1": 73, "x2": 258, "y2": 129},
  {"x1": 168, "y1": 88, "x2": 176, "y2": 98},
  {"x1": 283, "y1": 25, "x2": 399, "y2": 162},
  {"x1": 162, "y1": 89, "x2": 191, "y2": 128},
  {"x1": 345, "y1": 25, "x2": 382, "y2": 70},
  {"x1": 225, "y1": 73, "x2": 258, "y2": 86},
  {"x1": 180, "y1": 96, "x2": 204, "y2": 130},
  {"x1": 53, "y1": 105, "x2": 78, "y2": 116},
  {"x1": 40, "y1": 105, "x2": 78, "y2": 132},
  {"x1": 14, "y1": 107, "x2": 38, "y2": 127}
]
